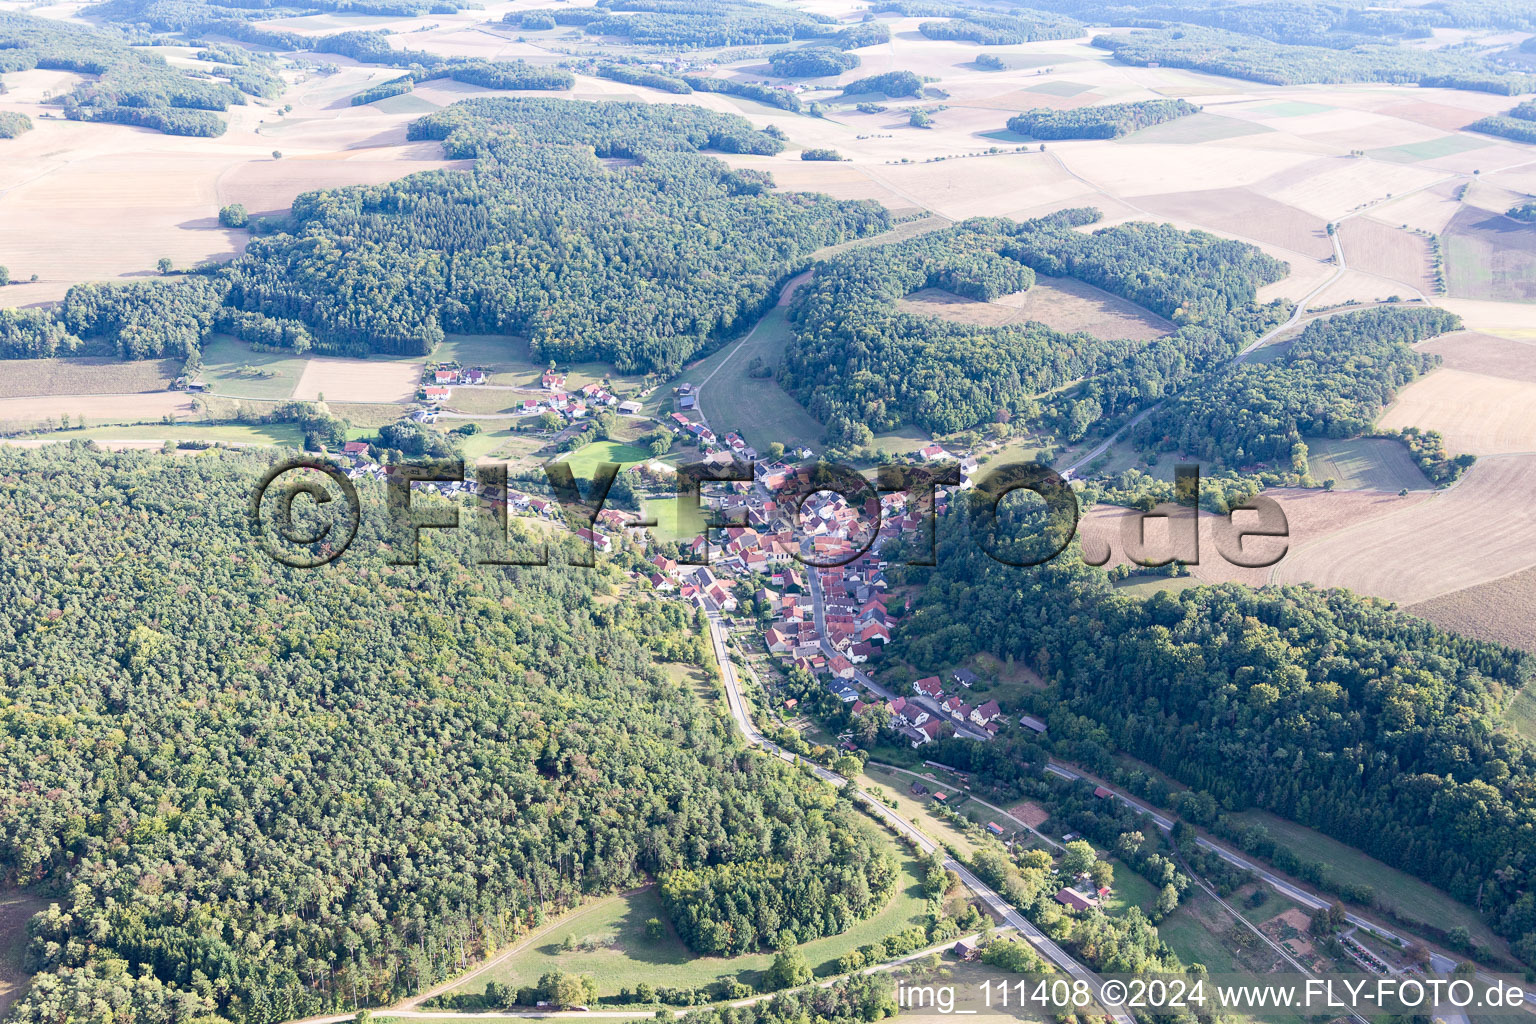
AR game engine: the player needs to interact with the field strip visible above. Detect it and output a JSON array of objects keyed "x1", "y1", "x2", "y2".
[{"x1": 1269, "y1": 453, "x2": 1536, "y2": 604}]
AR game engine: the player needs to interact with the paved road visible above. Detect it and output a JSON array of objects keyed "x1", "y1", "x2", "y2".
[
  {"x1": 1042, "y1": 763, "x2": 1536, "y2": 1022},
  {"x1": 706, "y1": 614, "x2": 1138, "y2": 1024}
]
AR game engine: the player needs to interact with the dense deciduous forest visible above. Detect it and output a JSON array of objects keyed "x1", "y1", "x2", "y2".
[
  {"x1": 660, "y1": 806, "x2": 898, "y2": 955},
  {"x1": 840, "y1": 70, "x2": 925, "y2": 98},
  {"x1": 503, "y1": 0, "x2": 836, "y2": 49},
  {"x1": 1470, "y1": 97, "x2": 1536, "y2": 143},
  {"x1": 1093, "y1": 25, "x2": 1536, "y2": 92},
  {"x1": 768, "y1": 47, "x2": 860, "y2": 78},
  {"x1": 914, "y1": 9, "x2": 1083, "y2": 45},
  {"x1": 889, "y1": 497, "x2": 1536, "y2": 965},
  {"x1": 0, "y1": 11, "x2": 251, "y2": 136},
  {"x1": 780, "y1": 210, "x2": 1287, "y2": 442},
  {"x1": 0, "y1": 444, "x2": 899, "y2": 1024},
  {"x1": 1007, "y1": 99, "x2": 1199, "y2": 140},
  {"x1": 0, "y1": 99, "x2": 890, "y2": 368},
  {"x1": 1130, "y1": 306, "x2": 1460, "y2": 470},
  {"x1": 684, "y1": 75, "x2": 802, "y2": 111},
  {"x1": 0, "y1": 110, "x2": 33, "y2": 137}
]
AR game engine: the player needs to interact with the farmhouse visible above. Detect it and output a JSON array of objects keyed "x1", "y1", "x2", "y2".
[{"x1": 1055, "y1": 888, "x2": 1099, "y2": 912}]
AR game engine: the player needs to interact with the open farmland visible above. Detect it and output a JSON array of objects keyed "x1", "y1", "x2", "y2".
[
  {"x1": 292, "y1": 355, "x2": 420, "y2": 404},
  {"x1": 1417, "y1": 330, "x2": 1536, "y2": 381},
  {"x1": 897, "y1": 276, "x2": 1173, "y2": 339},
  {"x1": 198, "y1": 335, "x2": 309, "y2": 400},
  {"x1": 1409, "y1": 564, "x2": 1536, "y2": 653},
  {"x1": 1378, "y1": 368, "x2": 1536, "y2": 455},
  {"x1": 1129, "y1": 186, "x2": 1332, "y2": 259},
  {"x1": 0, "y1": 355, "x2": 178, "y2": 397},
  {"x1": 0, "y1": 391, "x2": 196, "y2": 431},
  {"x1": 1336, "y1": 218, "x2": 1435, "y2": 294},
  {"x1": 1270, "y1": 454, "x2": 1536, "y2": 605},
  {"x1": 1443, "y1": 207, "x2": 1536, "y2": 302},
  {"x1": 1077, "y1": 486, "x2": 1432, "y2": 588},
  {"x1": 1304, "y1": 437, "x2": 1433, "y2": 491}
]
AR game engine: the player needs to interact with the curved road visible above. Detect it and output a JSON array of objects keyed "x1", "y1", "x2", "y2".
[{"x1": 706, "y1": 614, "x2": 1139, "y2": 1024}]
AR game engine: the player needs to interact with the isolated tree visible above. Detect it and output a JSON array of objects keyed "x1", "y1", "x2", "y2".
[
  {"x1": 1061, "y1": 840, "x2": 1096, "y2": 876},
  {"x1": 157, "y1": 258, "x2": 174, "y2": 275},
  {"x1": 219, "y1": 203, "x2": 248, "y2": 228},
  {"x1": 765, "y1": 949, "x2": 812, "y2": 990},
  {"x1": 0, "y1": 265, "x2": 8, "y2": 286}
]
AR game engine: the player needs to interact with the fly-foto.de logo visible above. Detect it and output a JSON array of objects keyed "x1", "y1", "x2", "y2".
[{"x1": 250, "y1": 457, "x2": 1289, "y2": 570}]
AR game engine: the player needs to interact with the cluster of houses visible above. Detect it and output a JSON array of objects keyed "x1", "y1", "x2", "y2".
[
  {"x1": 430, "y1": 366, "x2": 488, "y2": 386},
  {"x1": 1055, "y1": 872, "x2": 1113, "y2": 913}
]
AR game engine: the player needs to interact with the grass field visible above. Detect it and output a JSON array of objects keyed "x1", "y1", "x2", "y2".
[
  {"x1": 199, "y1": 335, "x2": 308, "y2": 400},
  {"x1": 66, "y1": 423, "x2": 307, "y2": 447},
  {"x1": 1304, "y1": 436, "x2": 1432, "y2": 491},
  {"x1": 1102, "y1": 863, "x2": 1159, "y2": 917},
  {"x1": 1025, "y1": 80, "x2": 1093, "y2": 97},
  {"x1": 1444, "y1": 207, "x2": 1536, "y2": 302},
  {"x1": 1365, "y1": 136, "x2": 1490, "y2": 165},
  {"x1": 1225, "y1": 808, "x2": 1502, "y2": 952},
  {"x1": 1156, "y1": 894, "x2": 1308, "y2": 1024},
  {"x1": 643, "y1": 495, "x2": 708, "y2": 544},
  {"x1": 0, "y1": 356, "x2": 179, "y2": 398},
  {"x1": 455, "y1": 853, "x2": 931, "y2": 999},
  {"x1": 1505, "y1": 682, "x2": 1536, "y2": 741},
  {"x1": 685, "y1": 281, "x2": 823, "y2": 455},
  {"x1": 561, "y1": 441, "x2": 651, "y2": 479}
]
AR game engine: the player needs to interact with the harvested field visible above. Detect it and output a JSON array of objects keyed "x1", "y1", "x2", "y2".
[
  {"x1": 0, "y1": 356, "x2": 178, "y2": 398},
  {"x1": 1271, "y1": 455, "x2": 1536, "y2": 604},
  {"x1": 1265, "y1": 156, "x2": 1444, "y2": 220},
  {"x1": 1416, "y1": 330, "x2": 1536, "y2": 382},
  {"x1": 1120, "y1": 113, "x2": 1274, "y2": 145},
  {"x1": 1378, "y1": 99, "x2": 1499, "y2": 133},
  {"x1": 217, "y1": 145, "x2": 469, "y2": 219},
  {"x1": 1443, "y1": 207, "x2": 1536, "y2": 302},
  {"x1": 1378, "y1": 368, "x2": 1536, "y2": 455},
  {"x1": 0, "y1": 391, "x2": 195, "y2": 430},
  {"x1": 1131, "y1": 186, "x2": 1331, "y2": 259},
  {"x1": 1078, "y1": 487, "x2": 1432, "y2": 587},
  {"x1": 897, "y1": 276, "x2": 1172, "y2": 339},
  {"x1": 1060, "y1": 142, "x2": 1317, "y2": 196},
  {"x1": 1374, "y1": 180, "x2": 1463, "y2": 234},
  {"x1": 859, "y1": 154, "x2": 1097, "y2": 221},
  {"x1": 292, "y1": 356, "x2": 419, "y2": 403},
  {"x1": 1409, "y1": 564, "x2": 1536, "y2": 652},
  {"x1": 1337, "y1": 218, "x2": 1435, "y2": 293}
]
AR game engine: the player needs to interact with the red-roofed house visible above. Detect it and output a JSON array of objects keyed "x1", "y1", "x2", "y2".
[
  {"x1": 970, "y1": 700, "x2": 1002, "y2": 726},
  {"x1": 914, "y1": 676, "x2": 943, "y2": 699}
]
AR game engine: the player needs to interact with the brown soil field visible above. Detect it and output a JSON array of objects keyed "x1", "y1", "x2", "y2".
[
  {"x1": 1338, "y1": 218, "x2": 1435, "y2": 293},
  {"x1": 1408, "y1": 564, "x2": 1536, "y2": 652},
  {"x1": 0, "y1": 891, "x2": 45, "y2": 1018},
  {"x1": 1078, "y1": 487, "x2": 1432, "y2": 587},
  {"x1": 1130, "y1": 186, "x2": 1332, "y2": 259},
  {"x1": 0, "y1": 356, "x2": 179, "y2": 397},
  {"x1": 897, "y1": 276, "x2": 1172, "y2": 339},
  {"x1": 1378, "y1": 367, "x2": 1536, "y2": 455},
  {"x1": 1416, "y1": 331, "x2": 1536, "y2": 382},
  {"x1": 0, "y1": 391, "x2": 196, "y2": 431},
  {"x1": 1378, "y1": 99, "x2": 1500, "y2": 133},
  {"x1": 1007, "y1": 801, "x2": 1051, "y2": 829},
  {"x1": 292, "y1": 356, "x2": 419, "y2": 403},
  {"x1": 1270, "y1": 454, "x2": 1536, "y2": 604}
]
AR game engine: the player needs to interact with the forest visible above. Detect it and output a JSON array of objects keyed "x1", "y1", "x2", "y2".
[
  {"x1": 0, "y1": 110, "x2": 33, "y2": 137},
  {"x1": 779, "y1": 211, "x2": 1288, "y2": 443},
  {"x1": 914, "y1": 9, "x2": 1082, "y2": 45},
  {"x1": 888, "y1": 495, "x2": 1536, "y2": 967},
  {"x1": 684, "y1": 75, "x2": 802, "y2": 112},
  {"x1": 769, "y1": 47, "x2": 860, "y2": 78},
  {"x1": 1130, "y1": 306, "x2": 1460, "y2": 470},
  {"x1": 503, "y1": 0, "x2": 837, "y2": 49},
  {"x1": 841, "y1": 71, "x2": 925, "y2": 98},
  {"x1": 0, "y1": 444, "x2": 900, "y2": 1024},
  {"x1": 0, "y1": 99, "x2": 891, "y2": 368},
  {"x1": 0, "y1": 11, "x2": 248, "y2": 136},
  {"x1": 660, "y1": 805, "x2": 899, "y2": 955},
  {"x1": 1007, "y1": 99, "x2": 1199, "y2": 140},
  {"x1": 1092, "y1": 25, "x2": 1536, "y2": 93},
  {"x1": 1469, "y1": 97, "x2": 1536, "y2": 143}
]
